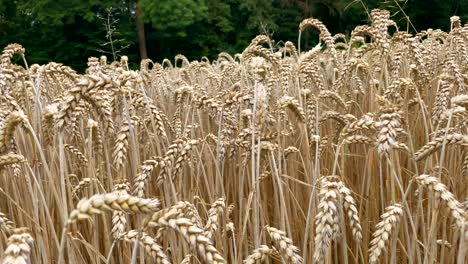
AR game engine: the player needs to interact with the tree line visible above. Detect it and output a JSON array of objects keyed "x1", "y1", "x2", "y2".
[{"x1": 0, "y1": 0, "x2": 466, "y2": 71}]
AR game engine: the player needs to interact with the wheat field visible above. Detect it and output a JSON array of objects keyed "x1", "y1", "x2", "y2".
[{"x1": 0, "y1": 9, "x2": 467, "y2": 264}]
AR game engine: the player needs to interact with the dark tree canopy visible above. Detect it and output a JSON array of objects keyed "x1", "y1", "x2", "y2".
[{"x1": 0, "y1": 0, "x2": 466, "y2": 72}]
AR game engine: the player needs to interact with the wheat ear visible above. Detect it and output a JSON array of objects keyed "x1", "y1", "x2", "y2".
[
  {"x1": 122, "y1": 230, "x2": 171, "y2": 264},
  {"x1": 265, "y1": 225, "x2": 303, "y2": 263},
  {"x1": 2, "y1": 228, "x2": 34, "y2": 264},
  {"x1": 0, "y1": 111, "x2": 27, "y2": 153},
  {"x1": 0, "y1": 153, "x2": 25, "y2": 167},
  {"x1": 133, "y1": 157, "x2": 162, "y2": 198},
  {"x1": 0, "y1": 212, "x2": 15, "y2": 234},
  {"x1": 150, "y1": 201, "x2": 204, "y2": 240},
  {"x1": 111, "y1": 182, "x2": 130, "y2": 239},
  {"x1": 204, "y1": 198, "x2": 226, "y2": 239},
  {"x1": 64, "y1": 144, "x2": 88, "y2": 166},
  {"x1": 243, "y1": 245, "x2": 277, "y2": 264},
  {"x1": 368, "y1": 204, "x2": 403, "y2": 264},
  {"x1": 68, "y1": 193, "x2": 160, "y2": 224},
  {"x1": 71, "y1": 178, "x2": 100, "y2": 198},
  {"x1": 336, "y1": 181, "x2": 363, "y2": 242},
  {"x1": 145, "y1": 203, "x2": 225, "y2": 264},
  {"x1": 313, "y1": 180, "x2": 340, "y2": 263},
  {"x1": 180, "y1": 254, "x2": 193, "y2": 264},
  {"x1": 415, "y1": 175, "x2": 465, "y2": 229},
  {"x1": 414, "y1": 133, "x2": 468, "y2": 161}
]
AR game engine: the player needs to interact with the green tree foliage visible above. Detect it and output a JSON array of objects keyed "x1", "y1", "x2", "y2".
[
  {"x1": 0, "y1": 0, "x2": 466, "y2": 72},
  {"x1": 17, "y1": 0, "x2": 114, "y2": 25},
  {"x1": 139, "y1": 0, "x2": 208, "y2": 35},
  {"x1": 375, "y1": 0, "x2": 468, "y2": 32},
  {"x1": 0, "y1": 0, "x2": 138, "y2": 71},
  {"x1": 144, "y1": 0, "x2": 235, "y2": 60},
  {"x1": 239, "y1": 0, "x2": 277, "y2": 31}
]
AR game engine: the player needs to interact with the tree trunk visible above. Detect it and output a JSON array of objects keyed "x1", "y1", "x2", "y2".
[{"x1": 135, "y1": 0, "x2": 148, "y2": 59}]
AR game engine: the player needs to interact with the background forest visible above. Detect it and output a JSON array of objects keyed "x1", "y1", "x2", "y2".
[{"x1": 0, "y1": 0, "x2": 466, "y2": 71}]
